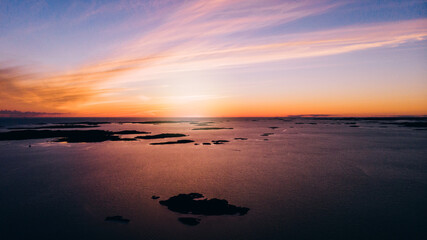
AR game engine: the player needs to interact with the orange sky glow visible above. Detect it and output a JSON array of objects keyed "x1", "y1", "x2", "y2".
[{"x1": 1, "y1": 0, "x2": 426, "y2": 117}]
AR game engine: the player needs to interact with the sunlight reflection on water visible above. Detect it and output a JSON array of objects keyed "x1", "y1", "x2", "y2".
[{"x1": 0, "y1": 118, "x2": 426, "y2": 239}]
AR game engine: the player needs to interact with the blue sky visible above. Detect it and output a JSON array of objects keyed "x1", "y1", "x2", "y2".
[{"x1": 0, "y1": 0, "x2": 426, "y2": 117}]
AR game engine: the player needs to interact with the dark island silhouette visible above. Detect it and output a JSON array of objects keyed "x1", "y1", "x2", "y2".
[
  {"x1": 234, "y1": 137, "x2": 248, "y2": 140},
  {"x1": 9, "y1": 124, "x2": 101, "y2": 129},
  {"x1": 212, "y1": 140, "x2": 229, "y2": 144},
  {"x1": 150, "y1": 139, "x2": 195, "y2": 145},
  {"x1": 261, "y1": 133, "x2": 274, "y2": 136},
  {"x1": 136, "y1": 133, "x2": 187, "y2": 139},
  {"x1": 159, "y1": 193, "x2": 249, "y2": 216},
  {"x1": 158, "y1": 193, "x2": 249, "y2": 225},
  {"x1": 65, "y1": 121, "x2": 111, "y2": 125},
  {"x1": 124, "y1": 121, "x2": 190, "y2": 124},
  {"x1": 115, "y1": 130, "x2": 151, "y2": 134},
  {"x1": 0, "y1": 130, "x2": 150, "y2": 143},
  {"x1": 0, "y1": 130, "x2": 236, "y2": 144},
  {"x1": 192, "y1": 127, "x2": 233, "y2": 130},
  {"x1": 384, "y1": 121, "x2": 427, "y2": 129}
]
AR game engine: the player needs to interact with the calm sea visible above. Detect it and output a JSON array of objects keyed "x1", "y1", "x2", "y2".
[{"x1": 0, "y1": 117, "x2": 426, "y2": 239}]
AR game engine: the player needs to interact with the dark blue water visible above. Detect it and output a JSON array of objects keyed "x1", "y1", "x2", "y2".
[{"x1": 0, "y1": 117, "x2": 426, "y2": 239}]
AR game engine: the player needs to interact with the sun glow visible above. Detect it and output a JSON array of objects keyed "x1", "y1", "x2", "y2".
[{"x1": 1, "y1": 0, "x2": 426, "y2": 117}]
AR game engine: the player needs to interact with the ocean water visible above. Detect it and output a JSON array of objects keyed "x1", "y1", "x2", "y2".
[{"x1": 0, "y1": 117, "x2": 426, "y2": 239}]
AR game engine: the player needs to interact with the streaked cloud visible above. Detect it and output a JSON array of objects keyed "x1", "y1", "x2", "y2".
[
  {"x1": 0, "y1": 0, "x2": 426, "y2": 116},
  {"x1": 0, "y1": 109, "x2": 63, "y2": 117}
]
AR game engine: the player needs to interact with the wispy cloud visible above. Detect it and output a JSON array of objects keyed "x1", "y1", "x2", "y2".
[
  {"x1": 0, "y1": 109, "x2": 63, "y2": 117},
  {"x1": 158, "y1": 19, "x2": 427, "y2": 71},
  {"x1": 0, "y1": 54, "x2": 163, "y2": 110},
  {"x1": 1, "y1": 0, "x2": 426, "y2": 115}
]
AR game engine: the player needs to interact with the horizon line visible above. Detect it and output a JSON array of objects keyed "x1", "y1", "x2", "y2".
[{"x1": 1, "y1": 115, "x2": 426, "y2": 119}]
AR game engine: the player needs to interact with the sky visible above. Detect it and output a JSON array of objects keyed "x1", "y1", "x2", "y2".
[{"x1": 0, "y1": 0, "x2": 426, "y2": 117}]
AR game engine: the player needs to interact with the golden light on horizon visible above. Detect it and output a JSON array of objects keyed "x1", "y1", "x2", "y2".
[{"x1": 0, "y1": 1, "x2": 426, "y2": 117}]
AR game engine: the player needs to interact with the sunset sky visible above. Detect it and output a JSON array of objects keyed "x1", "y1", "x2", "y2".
[{"x1": 1, "y1": 0, "x2": 426, "y2": 117}]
